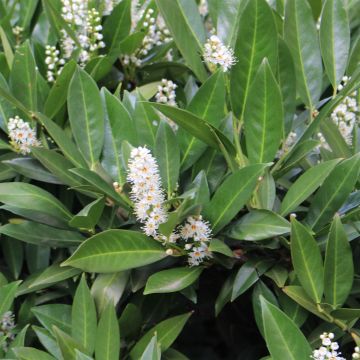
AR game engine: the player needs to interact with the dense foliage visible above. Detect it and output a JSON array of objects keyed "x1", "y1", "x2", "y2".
[{"x1": 0, "y1": 0, "x2": 359, "y2": 359}]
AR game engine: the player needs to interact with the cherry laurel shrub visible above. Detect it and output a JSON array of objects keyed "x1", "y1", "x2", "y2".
[{"x1": 0, "y1": 0, "x2": 359, "y2": 359}]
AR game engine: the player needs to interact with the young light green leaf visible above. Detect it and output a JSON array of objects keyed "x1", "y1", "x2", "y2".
[
  {"x1": 280, "y1": 159, "x2": 340, "y2": 216},
  {"x1": 129, "y1": 313, "x2": 191, "y2": 359},
  {"x1": 62, "y1": 230, "x2": 168, "y2": 273},
  {"x1": 12, "y1": 347, "x2": 56, "y2": 360},
  {"x1": 144, "y1": 267, "x2": 203, "y2": 295},
  {"x1": 155, "y1": 121, "x2": 180, "y2": 198},
  {"x1": 228, "y1": 210, "x2": 290, "y2": 241},
  {"x1": 261, "y1": 297, "x2": 312, "y2": 360},
  {"x1": 290, "y1": 218, "x2": 324, "y2": 303},
  {"x1": 95, "y1": 303, "x2": 120, "y2": 360},
  {"x1": 68, "y1": 67, "x2": 104, "y2": 167},
  {"x1": 324, "y1": 215, "x2": 354, "y2": 308},
  {"x1": 244, "y1": 59, "x2": 283, "y2": 163},
  {"x1": 230, "y1": 0, "x2": 278, "y2": 117},
  {"x1": 155, "y1": 0, "x2": 207, "y2": 82},
  {"x1": 306, "y1": 154, "x2": 360, "y2": 231},
  {"x1": 204, "y1": 164, "x2": 267, "y2": 234},
  {"x1": 284, "y1": 0, "x2": 323, "y2": 109},
  {"x1": 72, "y1": 275, "x2": 97, "y2": 354},
  {"x1": 320, "y1": 0, "x2": 350, "y2": 89}
]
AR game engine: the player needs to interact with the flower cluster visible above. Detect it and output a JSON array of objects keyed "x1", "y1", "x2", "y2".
[
  {"x1": 311, "y1": 332, "x2": 345, "y2": 360},
  {"x1": 8, "y1": 116, "x2": 41, "y2": 155},
  {"x1": 204, "y1": 35, "x2": 237, "y2": 72},
  {"x1": 45, "y1": 45, "x2": 65, "y2": 82},
  {"x1": 199, "y1": 0, "x2": 209, "y2": 17},
  {"x1": 0, "y1": 311, "x2": 15, "y2": 351},
  {"x1": 155, "y1": 79, "x2": 178, "y2": 131},
  {"x1": 127, "y1": 147, "x2": 212, "y2": 266},
  {"x1": 127, "y1": 147, "x2": 168, "y2": 238},
  {"x1": 353, "y1": 346, "x2": 360, "y2": 359},
  {"x1": 181, "y1": 216, "x2": 212, "y2": 266},
  {"x1": 329, "y1": 76, "x2": 359, "y2": 146},
  {"x1": 103, "y1": 0, "x2": 120, "y2": 16}
]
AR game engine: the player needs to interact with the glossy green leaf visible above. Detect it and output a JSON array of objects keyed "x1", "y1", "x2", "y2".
[
  {"x1": 306, "y1": 154, "x2": 360, "y2": 231},
  {"x1": 101, "y1": 89, "x2": 136, "y2": 185},
  {"x1": 62, "y1": 230, "x2": 168, "y2": 273},
  {"x1": 244, "y1": 59, "x2": 283, "y2": 163},
  {"x1": 95, "y1": 303, "x2": 120, "y2": 360},
  {"x1": 68, "y1": 67, "x2": 104, "y2": 167},
  {"x1": 0, "y1": 221, "x2": 83, "y2": 247},
  {"x1": 324, "y1": 215, "x2": 354, "y2": 308},
  {"x1": 228, "y1": 210, "x2": 290, "y2": 241},
  {"x1": 231, "y1": 262, "x2": 259, "y2": 302},
  {"x1": 32, "y1": 326, "x2": 62, "y2": 359},
  {"x1": 155, "y1": 0, "x2": 207, "y2": 82},
  {"x1": 204, "y1": 164, "x2": 267, "y2": 234},
  {"x1": 155, "y1": 121, "x2": 180, "y2": 198},
  {"x1": 53, "y1": 326, "x2": 84, "y2": 360},
  {"x1": 290, "y1": 218, "x2": 324, "y2": 303},
  {"x1": 180, "y1": 70, "x2": 226, "y2": 170},
  {"x1": 13, "y1": 347, "x2": 56, "y2": 360},
  {"x1": 320, "y1": 0, "x2": 350, "y2": 89},
  {"x1": 261, "y1": 297, "x2": 312, "y2": 360},
  {"x1": 44, "y1": 60, "x2": 77, "y2": 119},
  {"x1": 284, "y1": 0, "x2": 323, "y2": 109},
  {"x1": 69, "y1": 197, "x2": 105, "y2": 230},
  {"x1": 0, "y1": 26, "x2": 13, "y2": 69},
  {"x1": 130, "y1": 313, "x2": 191, "y2": 359},
  {"x1": 230, "y1": 0, "x2": 278, "y2": 117},
  {"x1": 140, "y1": 334, "x2": 160, "y2": 360},
  {"x1": 0, "y1": 182, "x2": 72, "y2": 226},
  {"x1": 10, "y1": 41, "x2": 37, "y2": 111},
  {"x1": 208, "y1": 239, "x2": 233, "y2": 257},
  {"x1": 144, "y1": 267, "x2": 203, "y2": 294},
  {"x1": 0, "y1": 281, "x2": 21, "y2": 316},
  {"x1": 72, "y1": 275, "x2": 97, "y2": 354},
  {"x1": 280, "y1": 159, "x2": 340, "y2": 216}
]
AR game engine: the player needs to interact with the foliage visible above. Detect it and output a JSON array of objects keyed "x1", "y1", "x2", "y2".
[{"x1": 0, "y1": 0, "x2": 359, "y2": 359}]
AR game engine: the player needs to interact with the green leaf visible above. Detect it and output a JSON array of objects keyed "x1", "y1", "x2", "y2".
[
  {"x1": 150, "y1": 103, "x2": 236, "y2": 157},
  {"x1": 37, "y1": 113, "x2": 88, "y2": 169},
  {"x1": 204, "y1": 164, "x2": 267, "y2": 234},
  {"x1": 0, "y1": 182, "x2": 72, "y2": 227},
  {"x1": 44, "y1": 60, "x2": 77, "y2": 119},
  {"x1": 32, "y1": 326, "x2": 62, "y2": 359},
  {"x1": 244, "y1": 59, "x2": 283, "y2": 163},
  {"x1": 180, "y1": 70, "x2": 226, "y2": 170},
  {"x1": 290, "y1": 218, "x2": 324, "y2": 303},
  {"x1": 280, "y1": 159, "x2": 340, "y2": 216},
  {"x1": 95, "y1": 303, "x2": 120, "y2": 360},
  {"x1": 144, "y1": 267, "x2": 203, "y2": 295},
  {"x1": 306, "y1": 154, "x2": 360, "y2": 231},
  {"x1": 103, "y1": 0, "x2": 131, "y2": 57},
  {"x1": 0, "y1": 26, "x2": 13, "y2": 69},
  {"x1": 140, "y1": 334, "x2": 160, "y2": 360},
  {"x1": 68, "y1": 67, "x2": 104, "y2": 167},
  {"x1": 284, "y1": 0, "x2": 323, "y2": 109},
  {"x1": 72, "y1": 275, "x2": 97, "y2": 355},
  {"x1": 129, "y1": 313, "x2": 191, "y2": 359},
  {"x1": 12, "y1": 347, "x2": 56, "y2": 360},
  {"x1": 155, "y1": 121, "x2": 180, "y2": 198},
  {"x1": 319, "y1": 0, "x2": 350, "y2": 89},
  {"x1": 53, "y1": 326, "x2": 84, "y2": 360},
  {"x1": 0, "y1": 221, "x2": 83, "y2": 247},
  {"x1": 231, "y1": 262, "x2": 259, "y2": 302},
  {"x1": 0, "y1": 281, "x2": 21, "y2": 316},
  {"x1": 155, "y1": 0, "x2": 207, "y2": 82},
  {"x1": 101, "y1": 89, "x2": 136, "y2": 185},
  {"x1": 62, "y1": 230, "x2": 168, "y2": 273},
  {"x1": 32, "y1": 304, "x2": 72, "y2": 334},
  {"x1": 69, "y1": 197, "x2": 105, "y2": 230},
  {"x1": 228, "y1": 210, "x2": 290, "y2": 241},
  {"x1": 324, "y1": 215, "x2": 354, "y2": 308},
  {"x1": 331, "y1": 308, "x2": 360, "y2": 321},
  {"x1": 10, "y1": 41, "x2": 37, "y2": 111},
  {"x1": 261, "y1": 297, "x2": 312, "y2": 360},
  {"x1": 208, "y1": 239, "x2": 233, "y2": 257},
  {"x1": 230, "y1": 0, "x2": 278, "y2": 117}
]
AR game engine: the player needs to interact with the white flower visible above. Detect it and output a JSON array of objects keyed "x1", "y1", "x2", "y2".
[
  {"x1": 155, "y1": 79, "x2": 178, "y2": 130},
  {"x1": 353, "y1": 346, "x2": 360, "y2": 359},
  {"x1": 188, "y1": 242, "x2": 211, "y2": 266},
  {"x1": 277, "y1": 131, "x2": 297, "y2": 157},
  {"x1": 199, "y1": 0, "x2": 208, "y2": 16},
  {"x1": 127, "y1": 146, "x2": 168, "y2": 238},
  {"x1": 45, "y1": 45, "x2": 64, "y2": 83},
  {"x1": 203, "y1": 35, "x2": 237, "y2": 72},
  {"x1": 312, "y1": 333, "x2": 345, "y2": 360},
  {"x1": 0, "y1": 311, "x2": 15, "y2": 351},
  {"x1": 8, "y1": 116, "x2": 41, "y2": 155},
  {"x1": 103, "y1": 0, "x2": 120, "y2": 16},
  {"x1": 180, "y1": 216, "x2": 212, "y2": 243}
]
